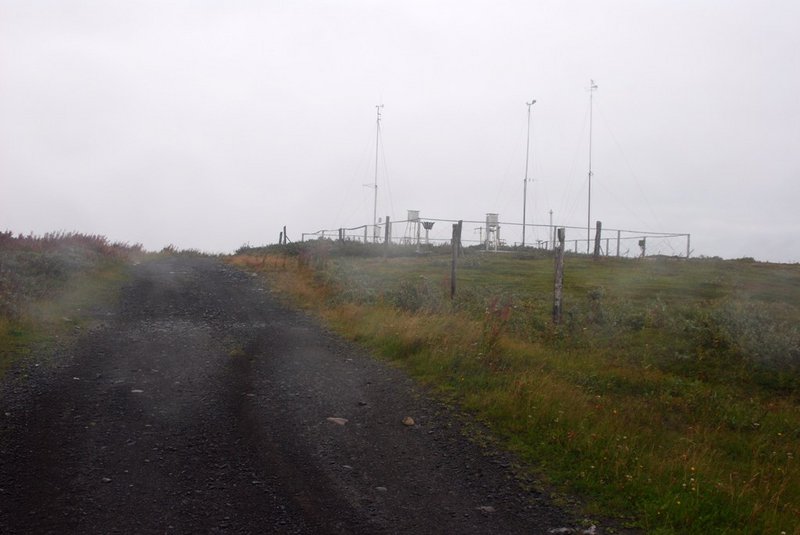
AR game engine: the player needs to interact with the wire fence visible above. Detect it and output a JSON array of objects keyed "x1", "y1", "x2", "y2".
[{"x1": 301, "y1": 217, "x2": 691, "y2": 259}]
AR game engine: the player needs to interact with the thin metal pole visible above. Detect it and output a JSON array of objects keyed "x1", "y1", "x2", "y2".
[
  {"x1": 373, "y1": 104, "x2": 383, "y2": 243},
  {"x1": 587, "y1": 80, "x2": 597, "y2": 253},
  {"x1": 523, "y1": 99, "x2": 536, "y2": 247}
]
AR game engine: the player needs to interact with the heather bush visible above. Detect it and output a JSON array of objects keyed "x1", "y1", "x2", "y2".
[{"x1": 0, "y1": 232, "x2": 140, "y2": 319}]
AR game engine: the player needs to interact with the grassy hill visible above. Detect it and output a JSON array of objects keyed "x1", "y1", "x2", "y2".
[
  {"x1": 0, "y1": 232, "x2": 140, "y2": 377},
  {"x1": 232, "y1": 242, "x2": 800, "y2": 534}
]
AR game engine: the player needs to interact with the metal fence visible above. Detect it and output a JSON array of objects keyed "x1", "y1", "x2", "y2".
[{"x1": 301, "y1": 217, "x2": 691, "y2": 259}]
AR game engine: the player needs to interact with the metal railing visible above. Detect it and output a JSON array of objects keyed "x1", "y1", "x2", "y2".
[{"x1": 302, "y1": 218, "x2": 691, "y2": 258}]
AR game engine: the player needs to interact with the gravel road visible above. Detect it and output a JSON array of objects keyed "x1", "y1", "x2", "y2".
[{"x1": 1, "y1": 256, "x2": 601, "y2": 534}]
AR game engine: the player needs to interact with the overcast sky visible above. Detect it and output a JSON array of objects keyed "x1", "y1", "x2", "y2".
[{"x1": 1, "y1": 1, "x2": 798, "y2": 261}]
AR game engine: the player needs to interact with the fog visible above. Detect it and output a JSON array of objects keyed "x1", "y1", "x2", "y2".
[{"x1": 2, "y1": 1, "x2": 798, "y2": 261}]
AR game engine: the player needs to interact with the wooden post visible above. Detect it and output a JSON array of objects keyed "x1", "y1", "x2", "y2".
[
  {"x1": 363, "y1": 226, "x2": 368, "y2": 243},
  {"x1": 686, "y1": 234, "x2": 691, "y2": 259},
  {"x1": 283, "y1": 226, "x2": 287, "y2": 244},
  {"x1": 593, "y1": 221, "x2": 602, "y2": 259},
  {"x1": 384, "y1": 216, "x2": 391, "y2": 258},
  {"x1": 616, "y1": 230, "x2": 621, "y2": 257},
  {"x1": 456, "y1": 220, "x2": 463, "y2": 257},
  {"x1": 553, "y1": 228, "x2": 565, "y2": 324},
  {"x1": 279, "y1": 231, "x2": 283, "y2": 245},
  {"x1": 450, "y1": 223, "x2": 459, "y2": 299}
]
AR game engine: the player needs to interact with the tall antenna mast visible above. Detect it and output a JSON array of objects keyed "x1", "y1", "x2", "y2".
[
  {"x1": 522, "y1": 99, "x2": 536, "y2": 248},
  {"x1": 373, "y1": 104, "x2": 383, "y2": 242},
  {"x1": 587, "y1": 79, "x2": 598, "y2": 253}
]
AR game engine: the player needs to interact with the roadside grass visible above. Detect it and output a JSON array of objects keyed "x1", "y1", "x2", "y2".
[
  {"x1": 231, "y1": 244, "x2": 800, "y2": 534},
  {"x1": 0, "y1": 232, "x2": 140, "y2": 377}
]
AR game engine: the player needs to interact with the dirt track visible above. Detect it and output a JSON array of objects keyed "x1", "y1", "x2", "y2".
[{"x1": 1, "y1": 256, "x2": 597, "y2": 534}]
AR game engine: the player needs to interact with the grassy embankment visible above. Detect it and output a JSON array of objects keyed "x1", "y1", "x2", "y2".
[
  {"x1": 0, "y1": 232, "x2": 140, "y2": 378},
  {"x1": 232, "y1": 242, "x2": 800, "y2": 534}
]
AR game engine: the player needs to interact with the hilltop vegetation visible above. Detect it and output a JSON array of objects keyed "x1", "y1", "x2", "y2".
[
  {"x1": 0, "y1": 232, "x2": 141, "y2": 376},
  {"x1": 232, "y1": 242, "x2": 800, "y2": 534}
]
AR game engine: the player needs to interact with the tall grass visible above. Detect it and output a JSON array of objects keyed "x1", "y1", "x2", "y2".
[
  {"x1": 231, "y1": 243, "x2": 800, "y2": 534},
  {"x1": 0, "y1": 231, "x2": 140, "y2": 375}
]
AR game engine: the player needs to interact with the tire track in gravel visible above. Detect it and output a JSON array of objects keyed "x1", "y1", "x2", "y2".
[{"x1": 1, "y1": 255, "x2": 603, "y2": 534}]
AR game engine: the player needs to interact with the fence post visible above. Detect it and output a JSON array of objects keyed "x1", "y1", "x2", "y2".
[
  {"x1": 450, "y1": 222, "x2": 461, "y2": 299},
  {"x1": 593, "y1": 221, "x2": 602, "y2": 259},
  {"x1": 384, "y1": 217, "x2": 391, "y2": 259},
  {"x1": 279, "y1": 231, "x2": 283, "y2": 245},
  {"x1": 616, "y1": 230, "x2": 621, "y2": 257},
  {"x1": 553, "y1": 228, "x2": 565, "y2": 324},
  {"x1": 456, "y1": 220, "x2": 463, "y2": 257},
  {"x1": 686, "y1": 234, "x2": 691, "y2": 259}
]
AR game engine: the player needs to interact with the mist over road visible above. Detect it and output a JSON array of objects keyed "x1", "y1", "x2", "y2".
[{"x1": 1, "y1": 256, "x2": 590, "y2": 534}]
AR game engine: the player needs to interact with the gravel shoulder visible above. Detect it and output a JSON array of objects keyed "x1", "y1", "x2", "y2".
[{"x1": 1, "y1": 256, "x2": 602, "y2": 534}]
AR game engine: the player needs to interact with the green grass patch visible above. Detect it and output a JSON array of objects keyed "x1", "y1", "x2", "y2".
[{"x1": 0, "y1": 317, "x2": 39, "y2": 376}]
